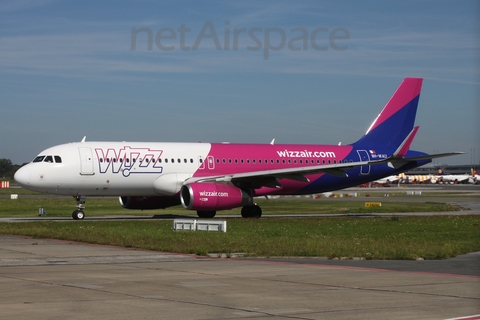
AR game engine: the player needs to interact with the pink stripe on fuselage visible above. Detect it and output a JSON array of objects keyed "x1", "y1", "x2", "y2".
[
  {"x1": 192, "y1": 143, "x2": 353, "y2": 179},
  {"x1": 366, "y1": 78, "x2": 422, "y2": 134}
]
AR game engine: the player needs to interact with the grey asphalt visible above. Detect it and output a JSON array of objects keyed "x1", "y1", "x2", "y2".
[{"x1": 0, "y1": 235, "x2": 479, "y2": 320}]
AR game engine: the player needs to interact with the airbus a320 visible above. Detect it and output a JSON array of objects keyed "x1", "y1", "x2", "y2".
[{"x1": 14, "y1": 78, "x2": 462, "y2": 220}]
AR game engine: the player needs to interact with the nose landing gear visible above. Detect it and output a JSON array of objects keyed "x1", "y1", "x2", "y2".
[{"x1": 72, "y1": 195, "x2": 86, "y2": 220}]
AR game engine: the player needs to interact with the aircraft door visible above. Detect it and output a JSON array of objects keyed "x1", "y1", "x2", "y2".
[
  {"x1": 79, "y1": 147, "x2": 95, "y2": 175},
  {"x1": 357, "y1": 150, "x2": 370, "y2": 175},
  {"x1": 207, "y1": 156, "x2": 215, "y2": 170}
]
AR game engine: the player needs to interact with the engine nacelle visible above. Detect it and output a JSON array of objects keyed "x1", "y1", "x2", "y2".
[
  {"x1": 119, "y1": 196, "x2": 181, "y2": 210},
  {"x1": 180, "y1": 182, "x2": 252, "y2": 211}
]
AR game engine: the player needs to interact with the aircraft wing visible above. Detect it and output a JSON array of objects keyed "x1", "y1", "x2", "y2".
[
  {"x1": 184, "y1": 152, "x2": 464, "y2": 188},
  {"x1": 185, "y1": 160, "x2": 374, "y2": 189}
]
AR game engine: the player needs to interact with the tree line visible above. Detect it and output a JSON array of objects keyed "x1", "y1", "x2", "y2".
[{"x1": 0, "y1": 159, "x2": 25, "y2": 180}]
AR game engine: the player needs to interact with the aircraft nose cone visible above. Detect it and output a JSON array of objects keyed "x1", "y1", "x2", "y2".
[{"x1": 14, "y1": 167, "x2": 31, "y2": 187}]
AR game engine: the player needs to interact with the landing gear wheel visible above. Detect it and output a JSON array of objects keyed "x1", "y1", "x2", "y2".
[
  {"x1": 72, "y1": 210, "x2": 85, "y2": 220},
  {"x1": 197, "y1": 210, "x2": 216, "y2": 218},
  {"x1": 72, "y1": 195, "x2": 86, "y2": 220},
  {"x1": 241, "y1": 204, "x2": 262, "y2": 218}
]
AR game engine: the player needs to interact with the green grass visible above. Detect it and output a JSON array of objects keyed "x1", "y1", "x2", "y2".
[
  {"x1": 1, "y1": 216, "x2": 479, "y2": 259},
  {"x1": 0, "y1": 196, "x2": 465, "y2": 218},
  {"x1": 0, "y1": 191, "x2": 476, "y2": 260}
]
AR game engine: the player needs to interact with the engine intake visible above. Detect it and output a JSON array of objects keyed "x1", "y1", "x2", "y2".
[{"x1": 180, "y1": 182, "x2": 252, "y2": 211}]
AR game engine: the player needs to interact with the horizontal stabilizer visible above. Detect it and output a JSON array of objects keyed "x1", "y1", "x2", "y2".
[
  {"x1": 396, "y1": 152, "x2": 464, "y2": 162},
  {"x1": 375, "y1": 152, "x2": 465, "y2": 169}
]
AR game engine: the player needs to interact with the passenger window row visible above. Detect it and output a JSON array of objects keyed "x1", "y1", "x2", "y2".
[
  {"x1": 99, "y1": 158, "x2": 195, "y2": 164},
  {"x1": 98, "y1": 157, "x2": 354, "y2": 165},
  {"x1": 214, "y1": 158, "x2": 353, "y2": 165}
]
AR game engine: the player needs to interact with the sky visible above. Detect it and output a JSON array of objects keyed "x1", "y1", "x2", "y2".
[{"x1": 1, "y1": 0, "x2": 479, "y2": 166}]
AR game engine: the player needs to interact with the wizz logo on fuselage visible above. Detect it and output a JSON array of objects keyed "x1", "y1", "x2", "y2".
[{"x1": 95, "y1": 147, "x2": 163, "y2": 177}]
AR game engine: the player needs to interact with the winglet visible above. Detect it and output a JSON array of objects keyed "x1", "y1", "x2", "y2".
[
  {"x1": 81, "y1": 136, "x2": 86, "y2": 143},
  {"x1": 393, "y1": 126, "x2": 419, "y2": 157}
]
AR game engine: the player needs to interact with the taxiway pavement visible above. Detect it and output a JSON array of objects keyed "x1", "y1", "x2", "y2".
[{"x1": 0, "y1": 235, "x2": 478, "y2": 320}]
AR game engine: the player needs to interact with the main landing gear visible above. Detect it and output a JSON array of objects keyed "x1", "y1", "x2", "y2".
[
  {"x1": 241, "y1": 204, "x2": 262, "y2": 218},
  {"x1": 72, "y1": 195, "x2": 86, "y2": 220}
]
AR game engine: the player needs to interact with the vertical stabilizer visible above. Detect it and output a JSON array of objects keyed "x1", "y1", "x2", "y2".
[{"x1": 353, "y1": 78, "x2": 423, "y2": 149}]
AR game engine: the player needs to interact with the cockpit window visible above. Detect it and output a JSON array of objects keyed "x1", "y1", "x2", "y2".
[
  {"x1": 44, "y1": 156, "x2": 54, "y2": 163},
  {"x1": 32, "y1": 155, "x2": 62, "y2": 163}
]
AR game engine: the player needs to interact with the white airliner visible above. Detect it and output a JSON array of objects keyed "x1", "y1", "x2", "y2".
[{"x1": 14, "y1": 78, "x2": 462, "y2": 219}]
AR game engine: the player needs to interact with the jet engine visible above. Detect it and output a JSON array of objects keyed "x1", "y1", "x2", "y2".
[{"x1": 180, "y1": 182, "x2": 252, "y2": 211}]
